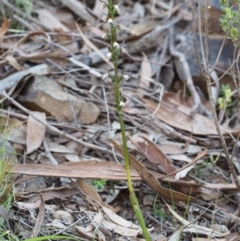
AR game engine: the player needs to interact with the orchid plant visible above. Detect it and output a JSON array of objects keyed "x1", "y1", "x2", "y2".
[{"x1": 100, "y1": 0, "x2": 150, "y2": 240}]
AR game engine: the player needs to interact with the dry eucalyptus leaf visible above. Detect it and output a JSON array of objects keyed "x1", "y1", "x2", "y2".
[
  {"x1": 0, "y1": 18, "x2": 10, "y2": 39},
  {"x1": 26, "y1": 111, "x2": 46, "y2": 154}
]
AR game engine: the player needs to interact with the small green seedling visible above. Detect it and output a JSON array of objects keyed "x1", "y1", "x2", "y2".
[
  {"x1": 153, "y1": 205, "x2": 167, "y2": 221},
  {"x1": 92, "y1": 179, "x2": 107, "y2": 190},
  {"x1": 218, "y1": 85, "x2": 232, "y2": 110},
  {"x1": 153, "y1": 194, "x2": 167, "y2": 221},
  {"x1": 14, "y1": 0, "x2": 33, "y2": 16},
  {"x1": 191, "y1": 154, "x2": 219, "y2": 179},
  {"x1": 220, "y1": 0, "x2": 240, "y2": 44}
]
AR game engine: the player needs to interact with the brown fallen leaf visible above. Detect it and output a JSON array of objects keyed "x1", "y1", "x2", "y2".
[
  {"x1": 130, "y1": 19, "x2": 161, "y2": 36},
  {"x1": 110, "y1": 139, "x2": 196, "y2": 202},
  {"x1": 78, "y1": 180, "x2": 117, "y2": 213},
  {"x1": 163, "y1": 92, "x2": 211, "y2": 112},
  {"x1": 11, "y1": 161, "x2": 204, "y2": 191},
  {"x1": 97, "y1": 206, "x2": 141, "y2": 237},
  {"x1": 75, "y1": 224, "x2": 100, "y2": 240},
  {"x1": 131, "y1": 136, "x2": 176, "y2": 175},
  {"x1": 0, "y1": 18, "x2": 10, "y2": 40},
  {"x1": 142, "y1": 97, "x2": 228, "y2": 136},
  {"x1": 26, "y1": 111, "x2": 46, "y2": 154},
  {"x1": 78, "y1": 180, "x2": 102, "y2": 204},
  {"x1": 18, "y1": 76, "x2": 85, "y2": 122},
  {"x1": 158, "y1": 139, "x2": 191, "y2": 155}
]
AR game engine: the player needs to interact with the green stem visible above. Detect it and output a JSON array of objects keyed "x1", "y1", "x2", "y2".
[
  {"x1": 107, "y1": 1, "x2": 150, "y2": 239},
  {"x1": 113, "y1": 67, "x2": 150, "y2": 241},
  {"x1": 112, "y1": 34, "x2": 151, "y2": 241},
  {"x1": 113, "y1": 65, "x2": 133, "y2": 193},
  {"x1": 130, "y1": 191, "x2": 151, "y2": 240}
]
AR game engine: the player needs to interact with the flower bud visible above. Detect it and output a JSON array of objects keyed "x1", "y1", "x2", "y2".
[
  {"x1": 114, "y1": 5, "x2": 120, "y2": 14},
  {"x1": 106, "y1": 52, "x2": 112, "y2": 61}
]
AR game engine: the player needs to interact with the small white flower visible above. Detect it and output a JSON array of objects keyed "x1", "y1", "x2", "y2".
[
  {"x1": 123, "y1": 75, "x2": 130, "y2": 81},
  {"x1": 100, "y1": 2, "x2": 106, "y2": 9},
  {"x1": 102, "y1": 15, "x2": 108, "y2": 22},
  {"x1": 119, "y1": 101, "x2": 125, "y2": 107},
  {"x1": 121, "y1": 47, "x2": 127, "y2": 54},
  {"x1": 106, "y1": 52, "x2": 112, "y2": 61},
  {"x1": 108, "y1": 18, "x2": 113, "y2": 24},
  {"x1": 114, "y1": 5, "x2": 120, "y2": 14},
  {"x1": 113, "y1": 42, "x2": 119, "y2": 49},
  {"x1": 101, "y1": 33, "x2": 107, "y2": 39}
]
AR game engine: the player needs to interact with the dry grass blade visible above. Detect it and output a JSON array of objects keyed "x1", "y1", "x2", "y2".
[
  {"x1": 30, "y1": 195, "x2": 45, "y2": 238},
  {"x1": 0, "y1": 205, "x2": 11, "y2": 231}
]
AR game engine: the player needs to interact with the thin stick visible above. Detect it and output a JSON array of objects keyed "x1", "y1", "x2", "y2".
[
  {"x1": 43, "y1": 139, "x2": 58, "y2": 165},
  {"x1": 198, "y1": 0, "x2": 207, "y2": 70},
  {"x1": 191, "y1": 0, "x2": 205, "y2": 75}
]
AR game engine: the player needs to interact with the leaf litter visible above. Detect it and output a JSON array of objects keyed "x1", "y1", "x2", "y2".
[{"x1": 0, "y1": 0, "x2": 240, "y2": 240}]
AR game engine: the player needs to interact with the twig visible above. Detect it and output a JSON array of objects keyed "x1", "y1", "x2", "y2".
[
  {"x1": 54, "y1": 215, "x2": 86, "y2": 236},
  {"x1": 231, "y1": 48, "x2": 240, "y2": 98},
  {"x1": 43, "y1": 139, "x2": 58, "y2": 165},
  {"x1": 166, "y1": 0, "x2": 174, "y2": 19},
  {"x1": 155, "y1": 34, "x2": 169, "y2": 83},
  {"x1": 191, "y1": 0, "x2": 205, "y2": 75},
  {"x1": 13, "y1": 14, "x2": 36, "y2": 31}
]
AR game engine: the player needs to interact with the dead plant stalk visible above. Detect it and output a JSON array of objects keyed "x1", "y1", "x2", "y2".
[{"x1": 191, "y1": 0, "x2": 240, "y2": 189}]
